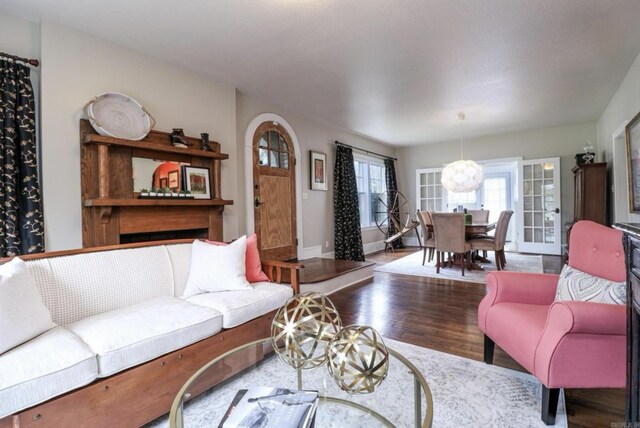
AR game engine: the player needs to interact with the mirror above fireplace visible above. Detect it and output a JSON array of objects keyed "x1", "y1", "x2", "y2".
[{"x1": 132, "y1": 157, "x2": 190, "y2": 192}]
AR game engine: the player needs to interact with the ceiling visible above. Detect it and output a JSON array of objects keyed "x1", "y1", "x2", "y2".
[{"x1": 3, "y1": 0, "x2": 640, "y2": 146}]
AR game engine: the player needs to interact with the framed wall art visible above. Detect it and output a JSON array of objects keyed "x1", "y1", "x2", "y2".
[
  {"x1": 168, "y1": 170, "x2": 179, "y2": 190},
  {"x1": 627, "y1": 111, "x2": 640, "y2": 213},
  {"x1": 310, "y1": 150, "x2": 328, "y2": 191},
  {"x1": 182, "y1": 166, "x2": 211, "y2": 199}
]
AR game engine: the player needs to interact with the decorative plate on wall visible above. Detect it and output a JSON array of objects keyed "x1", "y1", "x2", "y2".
[{"x1": 84, "y1": 93, "x2": 155, "y2": 140}]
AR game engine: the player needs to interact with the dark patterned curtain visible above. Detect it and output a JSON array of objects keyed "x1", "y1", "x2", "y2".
[
  {"x1": 0, "y1": 59, "x2": 44, "y2": 256},
  {"x1": 334, "y1": 145, "x2": 364, "y2": 261},
  {"x1": 384, "y1": 159, "x2": 405, "y2": 249}
]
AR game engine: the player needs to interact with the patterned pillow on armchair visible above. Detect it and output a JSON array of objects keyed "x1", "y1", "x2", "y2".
[{"x1": 555, "y1": 264, "x2": 626, "y2": 304}]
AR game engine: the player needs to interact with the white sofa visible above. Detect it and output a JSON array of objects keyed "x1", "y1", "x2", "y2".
[{"x1": 0, "y1": 241, "x2": 296, "y2": 423}]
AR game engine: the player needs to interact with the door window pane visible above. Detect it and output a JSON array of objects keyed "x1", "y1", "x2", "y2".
[
  {"x1": 270, "y1": 150, "x2": 279, "y2": 168},
  {"x1": 259, "y1": 148, "x2": 269, "y2": 166},
  {"x1": 269, "y1": 131, "x2": 279, "y2": 150},
  {"x1": 259, "y1": 133, "x2": 268, "y2": 148},
  {"x1": 280, "y1": 152, "x2": 289, "y2": 169}
]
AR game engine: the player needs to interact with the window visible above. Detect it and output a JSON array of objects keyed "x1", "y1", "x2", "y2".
[
  {"x1": 447, "y1": 189, "x2": 477, "y2": 207},
  {"x1": 482, "y1": 174, "x2": 509, "y2": 224},
  {"x1": 257, "y1": 130, "x2": 290, "y2": 169},
  {"x1": 354, "y1": 156, "x2": 386, "y2": 228}
]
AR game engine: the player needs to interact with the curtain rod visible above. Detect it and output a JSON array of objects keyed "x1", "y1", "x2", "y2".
[
  {"x1": 0, "y1": 52, "x2": 39, "y2": 67},
  {"x1": 335, "y1": 141, "x2": 397, "y2": 161}
]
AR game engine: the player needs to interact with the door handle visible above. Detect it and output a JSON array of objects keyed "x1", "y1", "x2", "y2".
[
  {"x1": 553, "y1": 208, "x2": 560, "y2": 214},
  {"x1": 255, "y1": 198, "x2": 265, "y2": 208}
]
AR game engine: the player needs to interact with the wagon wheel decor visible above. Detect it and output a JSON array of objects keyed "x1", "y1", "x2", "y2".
[
  {"x1": 374, "y1": 191, "x2": 421, "y2": 250},
  {"x1": 374, "y1": 190, "x2": 408, "y2": 234}
]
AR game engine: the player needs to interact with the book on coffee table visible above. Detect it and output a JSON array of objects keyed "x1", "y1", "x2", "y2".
[{"x1": 217, "y1": 387, "x2": 318, "y2": 428}]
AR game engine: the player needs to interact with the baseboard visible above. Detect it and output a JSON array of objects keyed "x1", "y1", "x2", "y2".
[
  {"x1": 302, "y1": 245, "x2": 323, "y2": 259},
  {"x1": 301, "y1": 264, "x2": 374, "y2": 295},
  {"x1": 303, "y1": 240, "x2": 387, "y2": 260},
  {"x1": 403, "y1": 237, "x2": 421, "y2": 247},
  {"x1": 363, "y1": 240, "x2": 386, "y2": 255}
]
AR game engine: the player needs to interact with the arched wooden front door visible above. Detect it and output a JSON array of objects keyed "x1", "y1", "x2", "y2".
[{"x1": 252, "y1": 122, "x2": 297, "y2": 260}]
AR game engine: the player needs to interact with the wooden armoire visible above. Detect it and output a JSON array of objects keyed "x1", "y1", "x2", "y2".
[
  {"x1": 572, "y1": 162, "x2": 607, "y2": 224},
  {"x1": 565, "y1": 163, "x2": 607, "y2": 258}
]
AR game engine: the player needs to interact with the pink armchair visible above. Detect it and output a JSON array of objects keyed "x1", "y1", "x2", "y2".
[{"x1": 478, "y1": 220, "x2": 626, "y2": 424}]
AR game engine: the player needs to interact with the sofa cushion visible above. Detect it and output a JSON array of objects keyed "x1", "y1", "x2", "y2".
[
  {"x1": 0, "y1": 258, "x2": 54, "y2": 354},
  {"x1": 555, "y1": 264, "x2": 626, "y2": 305},
  {"x1": 484, "y1": 302, "x2": 549, "y2": 373},
  {"x1": 183, "y1": 238, "x2": 252, "y2": 298},
  {"x1": 67, "y1": 297, "x2": 222, "y2": 377},
  {"x1": 25, "y1": 246, "x2": 174, "y2": 326},
  {"x1": 187, "y1": 282, "x2": 293, "y2": 328},
  {"x1": 0, "y1": 326, "x2": 98, "y2": 418},
  {"x1": 165, "y1": 243, "x2": 192, "y2": 297}
]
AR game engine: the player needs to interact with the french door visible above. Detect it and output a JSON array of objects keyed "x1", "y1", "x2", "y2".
[
  {"x1": 517, "y1": 157, "x2": 561, "y2": 255},
  {"x1": 416, "y1": 168, "x2": 445, "y2": 212},
  {"x1": 416, "y1": 168, "x2": 445, "y2": 240}
]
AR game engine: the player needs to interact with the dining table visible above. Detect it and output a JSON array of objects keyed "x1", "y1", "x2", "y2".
[{"x1": 427, "y1": 222, "x2": 497, "y2": 271}]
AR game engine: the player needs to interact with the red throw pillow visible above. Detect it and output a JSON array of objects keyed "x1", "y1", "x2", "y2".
[{"x1": 204, "y1": 234, "x2": 270, "y2": 283}]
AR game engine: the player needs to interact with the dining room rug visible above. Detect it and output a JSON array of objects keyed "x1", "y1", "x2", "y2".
[
  {"x1": 374, "y1": 250, "x2": 544, "y2": 283},
  {"x1": 144, "y1": 337, "x2": 567, "y2": 428}
]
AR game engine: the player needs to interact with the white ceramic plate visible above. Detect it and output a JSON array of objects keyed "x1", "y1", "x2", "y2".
[{"x1": 85, "y1": 93, "x2": 154, "y2": 140}]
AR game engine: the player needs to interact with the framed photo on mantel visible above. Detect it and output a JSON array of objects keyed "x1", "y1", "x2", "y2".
[
  {"x1": 627, "y1": 111, "x2": 640, "y2": 213},
  {"x1": 310, "y1": 150, "x2": 328, "y2": 191},
  {"x1": 182, "y1": 166, "x2": 211, "y2": 199}
]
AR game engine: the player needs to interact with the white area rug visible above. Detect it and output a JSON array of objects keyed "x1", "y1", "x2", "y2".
[
  {"x1": 374, "y1": 251, "x2": 544, "y2": 283},
  {"x1": 145, "y1": 338, "x2": 566, "y2": 428}
]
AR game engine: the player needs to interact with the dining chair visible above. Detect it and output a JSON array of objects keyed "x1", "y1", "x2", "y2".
[
  {"x1": 467, "y1": 209, "x2": 491, "y2": 256},
  {"x1": 431, "y1": 212, "x2": 472, "y2": 276},
  {"x1": 467, "y1": 209, "x2": 490, "y2": 224},
  {"x1": 416, "y1": 210, "x2": 436, "y2": 265},
  {"x1": 468, "y1": 210, "x2": 513, "y2": 270}
]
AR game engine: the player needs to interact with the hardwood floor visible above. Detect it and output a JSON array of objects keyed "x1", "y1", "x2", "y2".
[{"x1": 328, "y1": 247, "x2": 624, "y2": 428}]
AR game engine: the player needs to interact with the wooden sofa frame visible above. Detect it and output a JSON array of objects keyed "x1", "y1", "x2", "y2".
[{"x1": 0, "y1": 239, "x2": 302, "y2": 428}]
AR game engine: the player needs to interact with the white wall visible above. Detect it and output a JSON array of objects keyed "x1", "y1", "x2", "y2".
[
  {"x1": 236, "y1": 92, "x2": 396, "y2": 256},
  {"x1": 39, "y1": 21, "x2": 238, "y2": 250},
  {"x1": 597, "y1": 49, "x2": 640, "y2": 224},
  {"x1": 396, "y1": 122, "x2": 597, "y2": 243}
]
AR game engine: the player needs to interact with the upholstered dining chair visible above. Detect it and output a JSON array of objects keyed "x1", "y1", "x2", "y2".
[
  {"x1": 431, "y1": 212, "x2": 472, "y2": 276},
  {"x1": 416, "y1": 210, "x2": 436, "y2": 265},
  {"x1": 478, "y1": 221, "x2": 626, "y2": 424},
  {"x1": 468, "y1": 210, "x2": 513, "y2": 270},
  {"x1": 467, "y1": 209, "x2": 491, "y2": 257},
  {"x1": 467, "y1": 209, "x2": 490, "y2": 224}
]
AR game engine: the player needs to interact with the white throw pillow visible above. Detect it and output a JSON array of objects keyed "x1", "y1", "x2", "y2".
[
  {"x1": 555, "y1": 264, "x2": 626, "y2": 305},
  {"x1": 183, "y1": 237, "x2": 252, "y2": 298},
  {"x1": 0, "y1": 257, "x2": 54, "y2": 354}
]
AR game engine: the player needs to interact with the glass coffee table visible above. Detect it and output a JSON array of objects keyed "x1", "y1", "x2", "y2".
[{"x1": 169, "y1": 338, "x2": 433, "y2": 428}]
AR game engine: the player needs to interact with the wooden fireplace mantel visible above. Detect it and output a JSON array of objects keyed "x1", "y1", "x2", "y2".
[{"x1": 80, "y1": 119, "x2": 233, "y2": 247}]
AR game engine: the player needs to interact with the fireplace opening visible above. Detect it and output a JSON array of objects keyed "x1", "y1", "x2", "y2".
[{"x1": 120, "y1": 228, "x2": 209, "y2": 244}]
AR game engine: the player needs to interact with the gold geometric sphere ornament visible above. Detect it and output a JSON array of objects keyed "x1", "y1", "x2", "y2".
[
  {"x1": 271, "y1": 292, "x2": 342, "y2": 370},
  {"x1": 326, "y1": 325, "x2": 390, "y2": 394}
]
